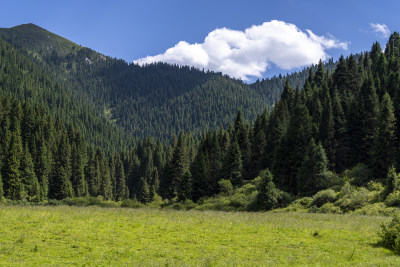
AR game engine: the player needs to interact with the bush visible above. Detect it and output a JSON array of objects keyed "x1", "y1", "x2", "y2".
[
  {"x1": 317, "y1": 203, "x2": 342, "y2": 214},
  {"x1": 345, "y1": 163, "x2": 373, "y2": 186},
  {"x1": 218, "y1": 179, "x2": 233, "y2": 196},
  {"x1": 293, "y1": 197, "x2": 313, "y2": 208},
  {"x1": 311, "y1": 189, "x2": 337, "y2": 207},
  {"x1": 121, "y1": 199, "x2": 144, "y2": 208},
  {"x1": 379, "y1": 213, "x2": 400, "y2": 253},
  {"x1": 385, "y1": 191, "x2": 400, "y2": 207},
  {"x1": 61, "y1": 197, "x2": 119, "y2": 208},
  {"x1": 335, "y1": 187, "x2": 371, "y2": 212},
  {"x1": 353, "y1": 203, "x2": 397, "y2": 216}
]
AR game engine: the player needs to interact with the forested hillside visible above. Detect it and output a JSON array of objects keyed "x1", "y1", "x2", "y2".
[
  {"x1": 0, "y1": 36, "x2": 136, "y2": 154},
  {"x1": 3, "y1": 31, "x2": 400, "y2": 211},
  {"x1": 0, "y1": 23, "x2": 309, "y2": 143}
]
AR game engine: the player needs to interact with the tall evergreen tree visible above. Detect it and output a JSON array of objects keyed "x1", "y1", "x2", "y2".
[
  {"x1": 20, "y1": 144, "x2": 40, "y2": 201},
  {"x1": 373, "y1": 93, "x2": 397, "y2": 178},
  {"x1": 253, "y1": 169, "x2": 278, "y2": 211},
  {"x1": 223, "y1": 135, "x2": 243, "y2": 186},
  {"x1": 297, "y1": 139, "x2": 329, "y2": 196},
  {"x1": 0, "y1": 172, "x2": 3, "y2": 201},
  {"x1": 359, "y1": 74, "x2": 379, "y2": 164},
  {"x1": 3, "y1": 132, "x2": 24, "y2": 200},
  {"x1": 115, "y1": 155, "x2": 127, "y2": 201},
  {"x1": 273, "y1": 104, "x2": 312, "y2": 194}
]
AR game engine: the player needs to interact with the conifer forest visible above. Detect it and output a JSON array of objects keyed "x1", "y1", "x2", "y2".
[{"x1": 1, "y1": 24, "x2": 400, "y2": 215}]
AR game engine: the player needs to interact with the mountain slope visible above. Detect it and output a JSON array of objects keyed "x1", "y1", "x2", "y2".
[
  {"x1": 0, "y1": 23, "x2": 309, "y2": 144},
  {"x1": 0, "y1": 34, "x2": 134, "y2": 154}
]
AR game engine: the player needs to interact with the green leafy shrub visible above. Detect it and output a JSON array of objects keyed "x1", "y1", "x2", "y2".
[
  {"x1": 385, "y1": 191, "x2": 400, "y2": 207},
  {"x1": 379, "y1": 213, "x2": 400, "y2": 253},
  {"x1": 318, "y1": 203, "x2": 342, "y2": 214},
  {"x1": 311, "y1": 189, "x2": 337, "y2": 207},
  {"x1": 218, "y1": 179, "x2": 233, "y2": 196},
  {"x1": 121, "y1": 199, "x2": 144, "y2": 208},
  {"x1": 335, "y1": 187, "x2": 371, "y2": 212},
  {"x1": 344, "y1": 163, "x2": 373, "y2": 186},
  {"x1": 353, "y1": 203, "x2": 397, "y2": 216}
]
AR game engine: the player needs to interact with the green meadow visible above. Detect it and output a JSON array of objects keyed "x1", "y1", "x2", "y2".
[{"x1": 0, "y1": 206, "x2": 399, "y2": 266}]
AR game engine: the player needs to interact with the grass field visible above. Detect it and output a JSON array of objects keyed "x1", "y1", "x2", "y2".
[{"x1": 0, "y1": 206, "x2": 399, "y2": 266}]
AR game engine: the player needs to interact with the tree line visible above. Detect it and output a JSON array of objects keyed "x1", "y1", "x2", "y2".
[{"x1": 2, "y1": 30, "x2": 400, "y2": 210}]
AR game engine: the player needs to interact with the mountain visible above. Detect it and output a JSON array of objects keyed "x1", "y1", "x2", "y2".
[{"x1": 0, "y1": 23, "x2": 310, "y2": 147}]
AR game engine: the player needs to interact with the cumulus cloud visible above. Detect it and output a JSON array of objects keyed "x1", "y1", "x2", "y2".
[
  {"x1": 370, "y1": 23, "x2": 390, "y2": 38},
  {"x1": 134, "y1": 20, "x2": 348, "y2": 80}
]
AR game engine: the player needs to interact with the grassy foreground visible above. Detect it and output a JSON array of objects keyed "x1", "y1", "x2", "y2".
[{"x1": 0, "y1": 206, "x2": 399, "y2": 266}]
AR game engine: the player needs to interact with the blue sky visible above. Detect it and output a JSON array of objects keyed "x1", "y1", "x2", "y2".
[{"x1": 0, "y1": 0, "x2": 398, "y2": 80}]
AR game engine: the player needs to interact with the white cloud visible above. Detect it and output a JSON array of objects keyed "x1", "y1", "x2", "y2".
[
  {"x1": 370, "y1": 23, "x2": 390, "y2": 38},
  {"x1": 134, "y1": 20, "x2": 348, "y2": 81}
]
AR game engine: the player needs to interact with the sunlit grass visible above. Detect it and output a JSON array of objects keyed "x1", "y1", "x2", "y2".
[{"x1": 0, "y1": 206, "x2": 398, "y2": 266}]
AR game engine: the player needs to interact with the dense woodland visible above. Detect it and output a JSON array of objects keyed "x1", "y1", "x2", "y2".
[
  {"x1": 0, "y1": 23, "x2": 313, "y2": 149},
  {"x1": 2, "y1": 24, "x2": 400, "y2": 212}
]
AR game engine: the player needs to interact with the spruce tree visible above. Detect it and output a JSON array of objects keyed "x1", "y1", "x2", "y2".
[
  {"x1": 223, "y1": 135, "x2": 243, "y2": 186},
  {"x1": 70, "y1": 133, "x2": 87, "y2": 197},
  {"x1": 137, "y1": 177, "x2": 150, "y2": 203},
  {"x1": 273, "y1": 104, "x2": 312, "y2": 194},
  {"x1": 253, "y1": 169, "x2": 278, "y2": 211},
  {"x1": 0, "y1": 172, "x2": 3, "y2": 201},
  {"x1": 314, "y1": 59, "x2": 325, "y2": 88},
  {"x1": 297, "y1": 139, "x2": 329, "y2": 196},
  {"x1": 319, "y1": 94, "x2": 335, "y2": 167},
  {"x1": 20, "y1": 144, "x2": 40, "y2": 201},
  {"x1": 373, "y1": 93, "x2": 397, "y2": 178},
  {"x1": 191, "y1": 151, "x2": 210, "y2": 201},
  {"x1": 3, "y1": 132, "x2": 24, "y2": 200},
  {"x1": 359, "y1": 74, "x2": 379, "y2": 164},
  {"x1": 115, "y1": 155, "x2": 127, "y2": 201},
  {"x1": 35, "y1": 137, "x2": 50, "y2": 201},
  {"x1": 332, "y1": 55, "x2": 348, "y2": 94}
]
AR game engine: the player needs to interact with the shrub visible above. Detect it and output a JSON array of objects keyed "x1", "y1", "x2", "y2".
[
  {"x1": 345, "y1": 163, "x2": 373, "y2": 186},
  {"x1": 385, "y1": 191, "x2": 400, "y2": 207},
  {"x1": 379, "y1": 213, "x2": 400, "y2": 253},
  {"x1": 335, "y1": 187, "x2": 371, "y2": 212},
  {"x1": 353, "y1": 203, "x2": 397, "y2": 216},
  {"x1": 293, "y1": 197, "x2": 313, "y2": 208},
  {"x1": 218, "y1": 179, "x2": 233, "y2": 196},
  {"x1": 121, "y1": 199, "x2": 144, "y2": 208},
  {"x1": 311, "y1": 189, "x2": 337, "y2": 207},
  {"x1": 317, "y1": 203, "x2": 342, "y2": 214}
]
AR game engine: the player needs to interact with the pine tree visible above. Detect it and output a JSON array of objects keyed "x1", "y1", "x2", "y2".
[
  {"x1": 314, "y1": 59, "x2": 325, "y2": 88},
  {"x1": 359, "y1": 74, "x2": 379, "y2": 164},
  {"x1": 35, "y1": 137, "x2": 50, "y2": 201},
  {"x1": 115, "y1": 155, "x2": 127, "y2": 201},
  {"x1": 3, "y1": 132, "x2": 24, "y2": 200},
  {"x1": 385, "y1": 166, "x2": 399, "y2": 197},
  {"x1": 70, "y1": 132, "x2": 87, "y2": 197},
  {"x1": 137, "y1": 177, "x2": 150, "y2": 203},
  {"x1": 191, "y1": 151, "x2": 210, "y2": 201},
  {"x1": 167, "y1": 133, "x2": 190, "y2": 198},
  {"x1": 253, "y1": 169, "x2": 278, "y2": 211},
  {"x1": 273, "y1": 104, "x2": 312, "y2": 194},
  {"x1": 280, "y1": 79, "x2": 295, "y2": 110},
  {"x1": 49, "y1": 166, "x2": 73, "y2": 200},
  {"x1": 332, "y1": 55, "x2": 348, "y2": 94},
  {"x1": 331, "y1": 89, "x2": 347, "y2": 172},
  {"x1": 373, "y1": 93, "x2": 397, "y2": 178},
  {"x1": 0, "y1": 172, "x2": 3, "y2": 201},
  {"x1": 319, "y1": 94, "x2": 335, "y2": 167},
  {"x1": 85, "y1": 148, "x2": 100, "y2": 196},
  {"x1": 297, "y1": 139, "x2": 329, "y2": 196},
  {"x1": 177, "y1": 171, "x2": 191, "y2": 201},
  {"x1": 223, "y1": 135, "x2": 243, "y2": 186},
  {"x1": 20, "y1": 144, "x2": 40, "y2": 201}
]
